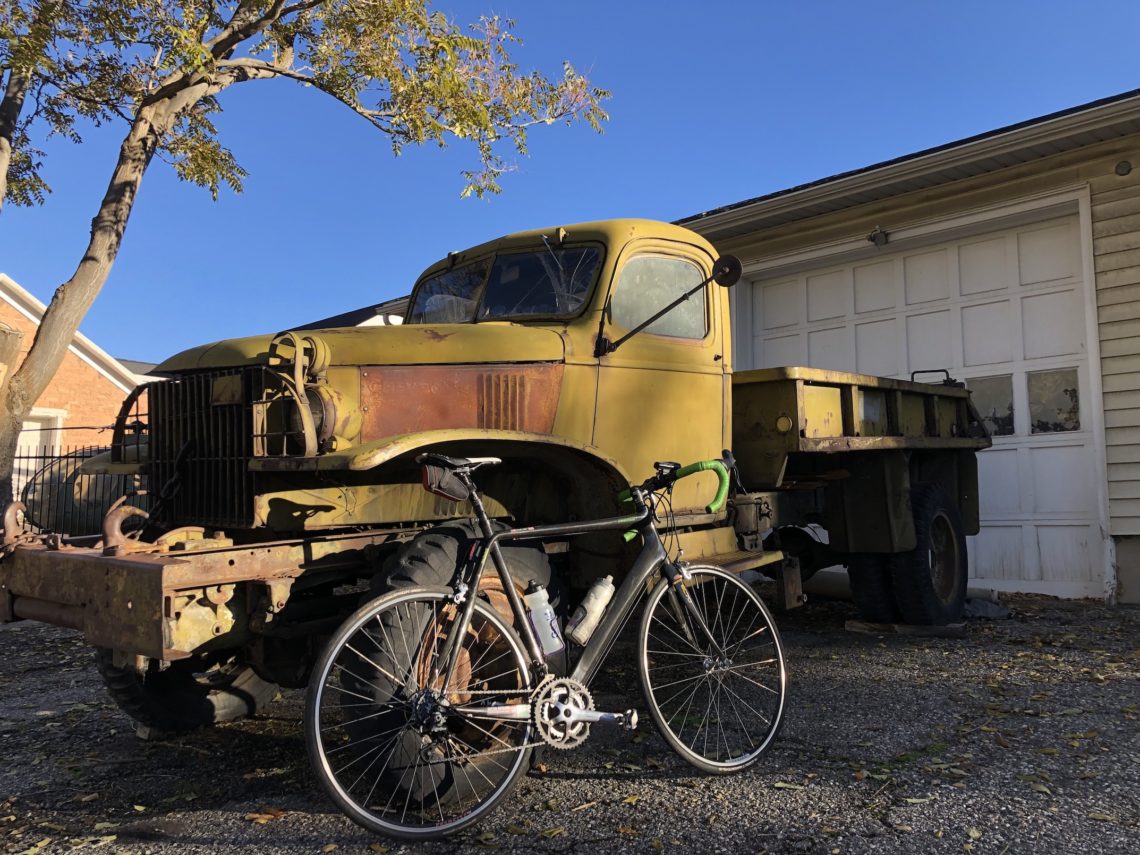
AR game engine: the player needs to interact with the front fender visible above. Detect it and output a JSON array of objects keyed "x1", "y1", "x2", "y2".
[
  {"x1": 250, "y1": 429, "x2": 625, "y2": 480},
  {"x1": 246, "y1": 430, "x2": 633, "y2": 533},
  {"x1": 249, "y1": 429, "x2": 632, "y2": 524}
]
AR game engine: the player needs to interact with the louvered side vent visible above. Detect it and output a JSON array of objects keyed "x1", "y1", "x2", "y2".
[
  {"x1": 477, "y1": 373, "x2": 525, "y2": 431},
  {"x1": 148, "y1": 368, "x2": 260, "y2": 529}
]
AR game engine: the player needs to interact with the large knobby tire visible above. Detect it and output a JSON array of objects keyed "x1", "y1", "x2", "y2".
[
  {"x1": 379, "y1": 520, "x2": 555, "y2": 596},
  {"x1": 363, "y1": 520, "x2": 558, "y2": 797},
  {"x1": 378, "y1": 520, "x2": 560, "y2": 652},
  {"x1": 846, "y1": 554, "x2": 899, "y2": 624},
  {"x1": 95, "y1": 648, "x2": 278, "y2": 732},
  {"x1": 889, "y1": 484, "x2": 969, "y2": 625}
]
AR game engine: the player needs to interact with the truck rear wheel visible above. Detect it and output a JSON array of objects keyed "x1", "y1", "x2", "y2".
[
  {"x1": 846, "y1": 554, "x2": 899, "y2": 624},
  {"x1": 95, "y1": 648, "x2": 278, "y2": 733},
  {"x1": 889, "y1": 484, "x2": 968, "y2": 625}
]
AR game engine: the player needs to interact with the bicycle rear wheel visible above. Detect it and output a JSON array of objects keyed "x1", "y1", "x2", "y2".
[
  {"x1": 306, "y1": 586, "x2": 534, "y2": 840},
  {"x1": 638, "y1": 565, "x2": 786, "y2": 773}
]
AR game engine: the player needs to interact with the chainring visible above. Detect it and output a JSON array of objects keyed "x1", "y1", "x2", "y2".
[{"x1": 531, "y1": 677, "x2": 594, "y2": 750}]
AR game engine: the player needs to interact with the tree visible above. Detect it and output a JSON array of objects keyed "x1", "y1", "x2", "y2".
[{"x1": 0, "y1": 0, "x2": 608, "y2": 506}]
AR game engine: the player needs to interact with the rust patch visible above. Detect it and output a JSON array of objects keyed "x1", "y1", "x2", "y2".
[
  {"x1": 360, "y1": 364, "x2": 563, "y2": 440},
  {"x1": 421, "y1": 329, "x2": 455, "y2": 343}
]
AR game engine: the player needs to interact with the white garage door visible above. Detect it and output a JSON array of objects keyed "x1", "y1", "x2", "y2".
[{"x1": 743, "y1": 214, "x2": 1107, "y2": 597}]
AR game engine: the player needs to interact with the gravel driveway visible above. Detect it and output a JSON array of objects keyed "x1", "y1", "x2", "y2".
[{"x1": 1, "y1": 593, "x2": 1137, "y2": 854}]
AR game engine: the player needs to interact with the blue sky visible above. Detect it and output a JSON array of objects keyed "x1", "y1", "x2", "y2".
[{"x1": 2, "y1": 1, "x2": 1139, "y2": 363}]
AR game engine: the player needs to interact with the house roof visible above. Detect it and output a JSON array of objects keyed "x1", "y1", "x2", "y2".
[
  {"x1": 117, "y1": 358, "x2": 158, "y2": 376},
  {"x1": 679, "y1": 88, "x2": 1140, "y2": 242},
  {"x1": 0, "y1": 273, "x2": 146, "y2": 392},
  {"x1": 296, "y1": 295, "x2": 408, "y2": 330}
]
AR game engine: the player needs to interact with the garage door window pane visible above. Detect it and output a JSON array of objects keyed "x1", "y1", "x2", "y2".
[
  {"x1": 968, "y1": 375, "x2": 1014, "y2": 437},
  {"x1": 611, "y1": 255, "x2": 707, "y2": 339},
  {"x1": 1029, "y1": 368, "x2": 1080, "y2": 433}
]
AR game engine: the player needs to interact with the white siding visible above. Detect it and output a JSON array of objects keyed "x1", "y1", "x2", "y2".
[{"x1": 1092, "y1": 170, "x2": 1140, "y2": 535}]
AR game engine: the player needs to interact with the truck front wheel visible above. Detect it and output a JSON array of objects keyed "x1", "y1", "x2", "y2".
[
  {"x1": 889, "y1": 484, "x2": 968, "y2": 625},
  {"x1": 95, "y1": 648, "x2": 278, "y2": 733},
  {"x1": 377, "y1": 520, "x2": 559, "y2": 623}
]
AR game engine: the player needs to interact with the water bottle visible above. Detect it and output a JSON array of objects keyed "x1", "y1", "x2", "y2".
[
  {"x1": 523, "y1": 582, "x2": 565, "y2": 657},
  {"x1": 566, "y1": 575, "x2": 615, "y2": 646}
]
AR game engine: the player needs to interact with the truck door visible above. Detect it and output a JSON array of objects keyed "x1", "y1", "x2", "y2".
[{"x1": 593, "y1": 245, "x2": 729, "y2": 516}]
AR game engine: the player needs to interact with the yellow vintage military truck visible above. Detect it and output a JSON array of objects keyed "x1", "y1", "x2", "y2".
[{"x1": 0, "y1": 219, "x2": 988, "y2": 731}]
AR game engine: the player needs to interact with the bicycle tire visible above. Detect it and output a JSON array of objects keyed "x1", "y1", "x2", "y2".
[
  {"x1": 306, "y1": 586, "x2": 535, "y2": 840},
  {"x1": 638, "y1": 565, "x2": 787, "y2": 774}
]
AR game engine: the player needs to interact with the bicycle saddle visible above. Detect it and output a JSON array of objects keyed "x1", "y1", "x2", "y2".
[{"x1": 415, "y1": 453, "x2": 502, "y2": 471}]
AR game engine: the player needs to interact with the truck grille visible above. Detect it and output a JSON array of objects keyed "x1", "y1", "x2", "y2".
[{"x1": 146, "y1": 368, "x2": 260, "y2": 529}]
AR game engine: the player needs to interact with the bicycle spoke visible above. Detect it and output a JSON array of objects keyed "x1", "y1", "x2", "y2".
[
  {"x1": 308, "y1": 589, "x2": 532, "y2": 838},
  {"x1": 640, "y1": 567, "x2": 785, "y2": 773}
]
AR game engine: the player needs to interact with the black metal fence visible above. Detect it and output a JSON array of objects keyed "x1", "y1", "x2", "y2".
[{"x1": 13, "y1": 426, "x2": 150, "y2": 536}]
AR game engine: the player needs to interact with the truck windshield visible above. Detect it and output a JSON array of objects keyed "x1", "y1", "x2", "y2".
[{"x1": 407, "y1": 246, "x2": 603, "y2": 324}]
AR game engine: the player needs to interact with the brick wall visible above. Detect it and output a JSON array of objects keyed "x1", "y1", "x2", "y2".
[{"x1": 1, "y1": 301, "x2": 129, "y2": 430}]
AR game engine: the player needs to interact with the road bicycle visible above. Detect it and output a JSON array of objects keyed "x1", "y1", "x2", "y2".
[{"x1": 305, "y1": 452, "x2": 787, "y2": 839}]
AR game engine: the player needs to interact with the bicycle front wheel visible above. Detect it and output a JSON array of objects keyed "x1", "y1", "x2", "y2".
[
  {"x1": 638, "y1": 565, "x2": 786, "y2": 773},
  {"x1": 306, "y1": 586, "x2": 535, "y2": 840}
]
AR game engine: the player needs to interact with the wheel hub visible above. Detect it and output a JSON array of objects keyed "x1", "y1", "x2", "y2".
[
  {"x1": 928, "y1": 511, "x2": 960, "y2": 604},
  {"x1": 409, "y1": 688, "x2": 446, "y2": 732}
]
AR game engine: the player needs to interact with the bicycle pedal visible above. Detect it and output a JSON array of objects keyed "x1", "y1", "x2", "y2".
[{"x1": 619, "y1": 709, "x2": 638, "y2": 731}]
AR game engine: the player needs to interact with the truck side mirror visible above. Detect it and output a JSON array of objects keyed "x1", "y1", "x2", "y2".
[
  {"x1": 714, "y1": 255, "x2": 742, "y2": 288},
  {"x1": 595, "y1": 253, "x2": 744, "y2": 357}
]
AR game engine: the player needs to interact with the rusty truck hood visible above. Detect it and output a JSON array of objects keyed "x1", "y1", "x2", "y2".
[{"x1": 153, "y1": 323, "x2": 566, "y2": 373}]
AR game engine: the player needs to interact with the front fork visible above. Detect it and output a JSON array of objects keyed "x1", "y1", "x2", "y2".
[{"x1": 663, "y1": 562, "x2": 725, "y2": 658}]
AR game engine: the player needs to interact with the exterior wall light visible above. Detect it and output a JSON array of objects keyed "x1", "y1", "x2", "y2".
[{"x1": 867, "y1": 226, "x2": 889, "y2": 247}]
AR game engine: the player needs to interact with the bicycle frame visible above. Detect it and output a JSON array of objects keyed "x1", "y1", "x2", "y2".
[{"x1": 431, "y1": 480, "x2": 723, "y2": 718}]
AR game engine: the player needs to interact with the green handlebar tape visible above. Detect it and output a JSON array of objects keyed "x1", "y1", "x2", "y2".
[
  {"x1": 617, "y1": 488, "x2": 632, "y2": 504},
  {"x1": 675, "y1": 459, "x2": 731, "y2": 513},
  {"x1": 623, "y1": 530, "x2": 638, "y2": 542}
]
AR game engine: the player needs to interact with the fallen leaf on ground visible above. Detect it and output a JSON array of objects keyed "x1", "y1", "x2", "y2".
[
  {"x1": 622, "y1": 794, "x2": 640, "y2": 805},
  {"x1": 571, "y1": 801, "x2": 596, "y2": 812},
  {"x1": 367, "y1": 844, "x2": 389, "y2": 854},
  {"x1": 773, "y1": 782, "x2": 804, "y2": 790},
  {"x1": 505, "y1": 824, "x2": 527, "y2": 834},
  {"x1": 967, "y1": 827, "x2": 982, "y2": 840},
  {"x1": 618, "y1": 824, "x2": 637, "y2": 835},
  {"x1": 244, "y1": 807, "x2": 287, "y2": 825},
  {"x1": 321, "y1": 845, "x2": 337, "y2": 853},
  {"x1": 1087, "y1": 812, "x2": 1118, "y2": 822},
  {"x1": 541, "y1": 826, "x2": 565, "y2": 838}
]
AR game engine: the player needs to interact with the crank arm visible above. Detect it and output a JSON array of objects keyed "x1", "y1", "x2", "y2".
[
  {"x1": 451, "y1": 702, "x2": 532, "y2": 722},
  {"x1": 554, "y1": 704, "x2": 639, "y2": 730}
]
